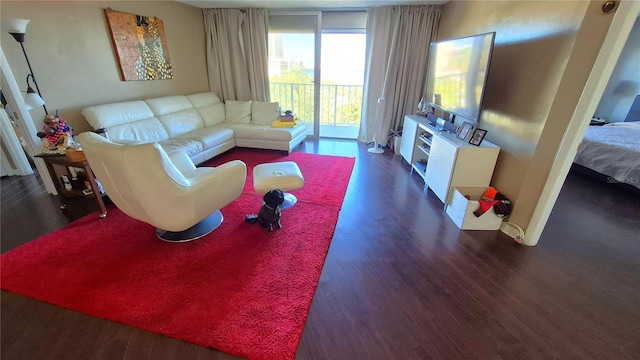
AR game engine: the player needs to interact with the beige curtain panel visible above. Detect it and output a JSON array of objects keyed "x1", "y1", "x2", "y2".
[
  {"x1": 361, "y1": 5, "x2": 442, "y2": 145},
  {"x1": 203, "y1": 8, "x2": 270, "y2": 102},
  {"x1": 360, "y1": 6, "x2": 395, "y2": 143},
  {"x1": 242, "y1": 9, "x2": 270, "y2": 101}
]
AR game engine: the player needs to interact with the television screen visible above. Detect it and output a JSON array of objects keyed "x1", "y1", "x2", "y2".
[{"x1": 426, "y1": 32, "x2": 495, "y2": 122}]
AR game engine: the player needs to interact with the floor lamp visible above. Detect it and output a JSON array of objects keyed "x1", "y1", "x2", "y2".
[
  {"x1": 5, "y1": 18, "x2": 48, "y2": 114},
  {"x1": 368, "y1": 97, "x2": 385, "y2": 154}
]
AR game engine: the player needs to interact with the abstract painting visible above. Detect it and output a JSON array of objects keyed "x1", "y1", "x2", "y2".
[{"x1": 104, "y1": 8, "x2": 174, "y2": 81}]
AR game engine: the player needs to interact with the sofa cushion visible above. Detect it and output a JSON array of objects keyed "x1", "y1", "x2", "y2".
[
  {"x1": 82, "y1": 100, "x2": 154, "y2": 129},
  {"x1": 159, "y1": 138, "x2": 203, "y2": 157},
  {"x1": 106, "y1": 119, "x2": 171, "y2": 144},
  {"x1": 196, "y1": 103, "x2": 226, "y2": 127},
  {"x1": 145, "y1": 95, "x2": 193, "y2": 116},
  {"x1": 143, "y1": 95, "x2": 205, "y2": 138},
  {"x1": 173, "y1": 126, "x2": 235, "y2": 150},
  {"x1": 223, "y1": 123, "x2": 307, "y2": 142},
  {"x1": 187, "y1": 92, "x2": 226, "y2": 127},
  {"x1": 156, "y1": 109, "x2": 205, "y2": 138},
  {"x1": 225, "y1": 101, "x2": 252, "y2": 124},
  {"x1": 252, "y1": 101, "x2": 280, "y2": 125},
  {"x1": 186, "y1": 92, "x2": 222, "y2": 107},
  {"x1": 81, "y1": 101, "x2": 170, "y2": 144}
]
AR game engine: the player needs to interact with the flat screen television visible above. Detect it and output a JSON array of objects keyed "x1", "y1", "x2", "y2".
[{"x1": 426, "y1": 32, "x2": 496, "y2": 123}]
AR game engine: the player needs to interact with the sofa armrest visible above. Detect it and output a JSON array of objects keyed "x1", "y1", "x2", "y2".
[
  {"x1": 188, "y1": 160, "x2": 246, "y2": 189},
  {"x1": 168, "y1": 151, "x2": 196, "y2": 173},
  {"x1": 186, "y1": 160, "x2": 247, "y2": 215}
]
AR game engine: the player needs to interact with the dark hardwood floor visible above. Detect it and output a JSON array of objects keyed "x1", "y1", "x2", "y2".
[{"x1": 2, "y1": 138, "x2": 639, "y2": 360}]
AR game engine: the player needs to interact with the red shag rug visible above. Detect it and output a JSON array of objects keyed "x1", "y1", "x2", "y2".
[{"x1": 0, "y1": 149, "x2": 355, "y2": 360}]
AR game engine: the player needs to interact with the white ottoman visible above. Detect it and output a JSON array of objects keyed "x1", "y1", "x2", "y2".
[{"x1": 253, "y1": 161, "x2": 304, "y2": 208}]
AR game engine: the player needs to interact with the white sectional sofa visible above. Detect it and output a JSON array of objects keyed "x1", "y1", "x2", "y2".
[{"x1": 81, "y1": 92, "x2": 307, "y2": 165}]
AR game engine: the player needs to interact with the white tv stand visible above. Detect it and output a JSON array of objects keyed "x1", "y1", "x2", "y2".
[{"x1": 400, "y1": 115, "x2": 500, "y2": 204}]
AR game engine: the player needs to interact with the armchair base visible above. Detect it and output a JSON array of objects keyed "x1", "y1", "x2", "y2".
[{"x1": 155, "y1": 210, "x2": 224, "y2": 242}]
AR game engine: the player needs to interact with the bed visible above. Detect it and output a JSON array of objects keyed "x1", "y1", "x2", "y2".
[{"x1": 573, "y1": 122, "x2": 640, "y2": 190}]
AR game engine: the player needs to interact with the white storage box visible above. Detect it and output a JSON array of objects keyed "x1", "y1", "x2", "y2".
[
  {"x1": 394, "y1": 135, "x2": 402, "y2": 155},
  {"x1": 446, "y1": 186, "x2": 503, "y2": 230}
]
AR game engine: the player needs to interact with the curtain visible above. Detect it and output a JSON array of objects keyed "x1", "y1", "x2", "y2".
[
  {"x1": 360, "y1": 5, "x2": 441, "y2": 145},
  {"x1": 360, "y1": 7, "x2": 395, "y2": 142},
  {"x1": 242, "y1": 9, "x2": 270, "y2": 101},
  {"x1": 203, "y1": 8, "x2": 270, "y2": 102}
]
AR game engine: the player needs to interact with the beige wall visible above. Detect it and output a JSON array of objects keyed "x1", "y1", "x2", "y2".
[
  {"x1": 1, "y1": 1, "x2": 208, "y2": 133},
  {"x1": 438, "y1": 1, "x2": 614, "y2": 234}
]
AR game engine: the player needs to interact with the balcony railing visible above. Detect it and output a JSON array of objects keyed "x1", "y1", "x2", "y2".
[{"x1": 270, "y1": 82, "x2": 363, "y2": 127}]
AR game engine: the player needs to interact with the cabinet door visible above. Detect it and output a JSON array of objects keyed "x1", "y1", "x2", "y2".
[
  {"x1": 400, "y1": 117, "x2": 418, "y2": 164},
  {"x1": 424, "y1": 135, "x2": 457, "y2": 203}
]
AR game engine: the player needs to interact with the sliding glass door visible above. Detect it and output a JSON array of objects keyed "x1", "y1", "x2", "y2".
[
  {"x1": 318, "y1": 12, "x2": 366, "y2": 139},
  {"x1": 268, "y1": 11, "x2": 366, "y2": 139},
  {"x1": 268, "y1": 12, "x2": 320, "y2": 137}
]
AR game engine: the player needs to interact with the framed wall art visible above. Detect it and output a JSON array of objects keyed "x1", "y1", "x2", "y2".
[{"x1": 104, "y1": 8, "x2": 174, "y2": 81}]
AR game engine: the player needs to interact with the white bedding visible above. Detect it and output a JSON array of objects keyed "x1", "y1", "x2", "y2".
[{"x1": 573, "y1": 122, "x2": 640, "y2": 189}]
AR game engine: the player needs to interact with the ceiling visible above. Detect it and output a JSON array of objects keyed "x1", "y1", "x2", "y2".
[{"x1": 176, "y1": 0, "x2": 446, "y2": 9}]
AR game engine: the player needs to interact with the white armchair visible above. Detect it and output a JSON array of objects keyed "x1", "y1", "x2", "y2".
[{"x1": 77, "y1": 132, "x2": 247, "y2": 242}]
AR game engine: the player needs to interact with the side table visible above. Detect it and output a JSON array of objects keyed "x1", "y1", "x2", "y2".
[{"x1": 35, "y1": 153, "x2": 108, "y2": 219}]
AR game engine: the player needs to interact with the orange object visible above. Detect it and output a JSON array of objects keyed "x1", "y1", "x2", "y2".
[{"x1": 481, "y1": 186, "x2": 498, "y2": 200}]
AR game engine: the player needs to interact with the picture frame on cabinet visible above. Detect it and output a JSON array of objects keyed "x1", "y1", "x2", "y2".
[
  {"x1": 469, "y1": 128, "x2": 488, "y2": 146},
  {"x1": 456, "y1": 122, "x2": 474, "y2": 140}
]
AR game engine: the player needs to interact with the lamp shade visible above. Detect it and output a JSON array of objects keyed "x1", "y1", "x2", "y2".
[
  {"x1": 24, "y1": 86, "x2": 45, "y2": 110},
  {"x1": 5, "y1": 19, "x2": 30, "y2": 34},
  {"x1": 5, "y1": 19, "x2": 30, "y2": 42}
]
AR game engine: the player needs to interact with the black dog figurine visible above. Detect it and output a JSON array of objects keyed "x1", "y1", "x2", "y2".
[{"x1": 245, "y1": 189, "x2": 285, "y2": 232}]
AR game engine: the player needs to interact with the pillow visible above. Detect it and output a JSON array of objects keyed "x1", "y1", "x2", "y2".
[
  {"x1": 252, "y1": 101, "x2": 280, "y2": 125},
  {"x1": 224, "y1": 100, "x2": 252, "y2": 123}
]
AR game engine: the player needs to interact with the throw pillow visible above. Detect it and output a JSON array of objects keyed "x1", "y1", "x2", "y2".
[
  {"x1": 252, "y1": 101, "x2": 280, "y2": 125},
  {"x1": 225, "y1": 100, "x2": 252, "y2": 123}
]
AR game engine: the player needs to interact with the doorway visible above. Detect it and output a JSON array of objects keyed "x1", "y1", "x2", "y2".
[
  {"x1": 319, "y1": 33, "x2": 365, "y2": 139},
  {"x1": 1, "y1": 47, "x2": 56, "y2": 193},
  {"x1": 267, "y1": 11, "x2": 366, "y2": 139},
  {"x1": 0, "y1": 101, "x2": 33, "y2": 176},
  {"x1": 527, "y1": 0, "x2": 640, "y2": 245},
  {"x1": 268, "y1": 12, "x2": 320, "y2": 137}
]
